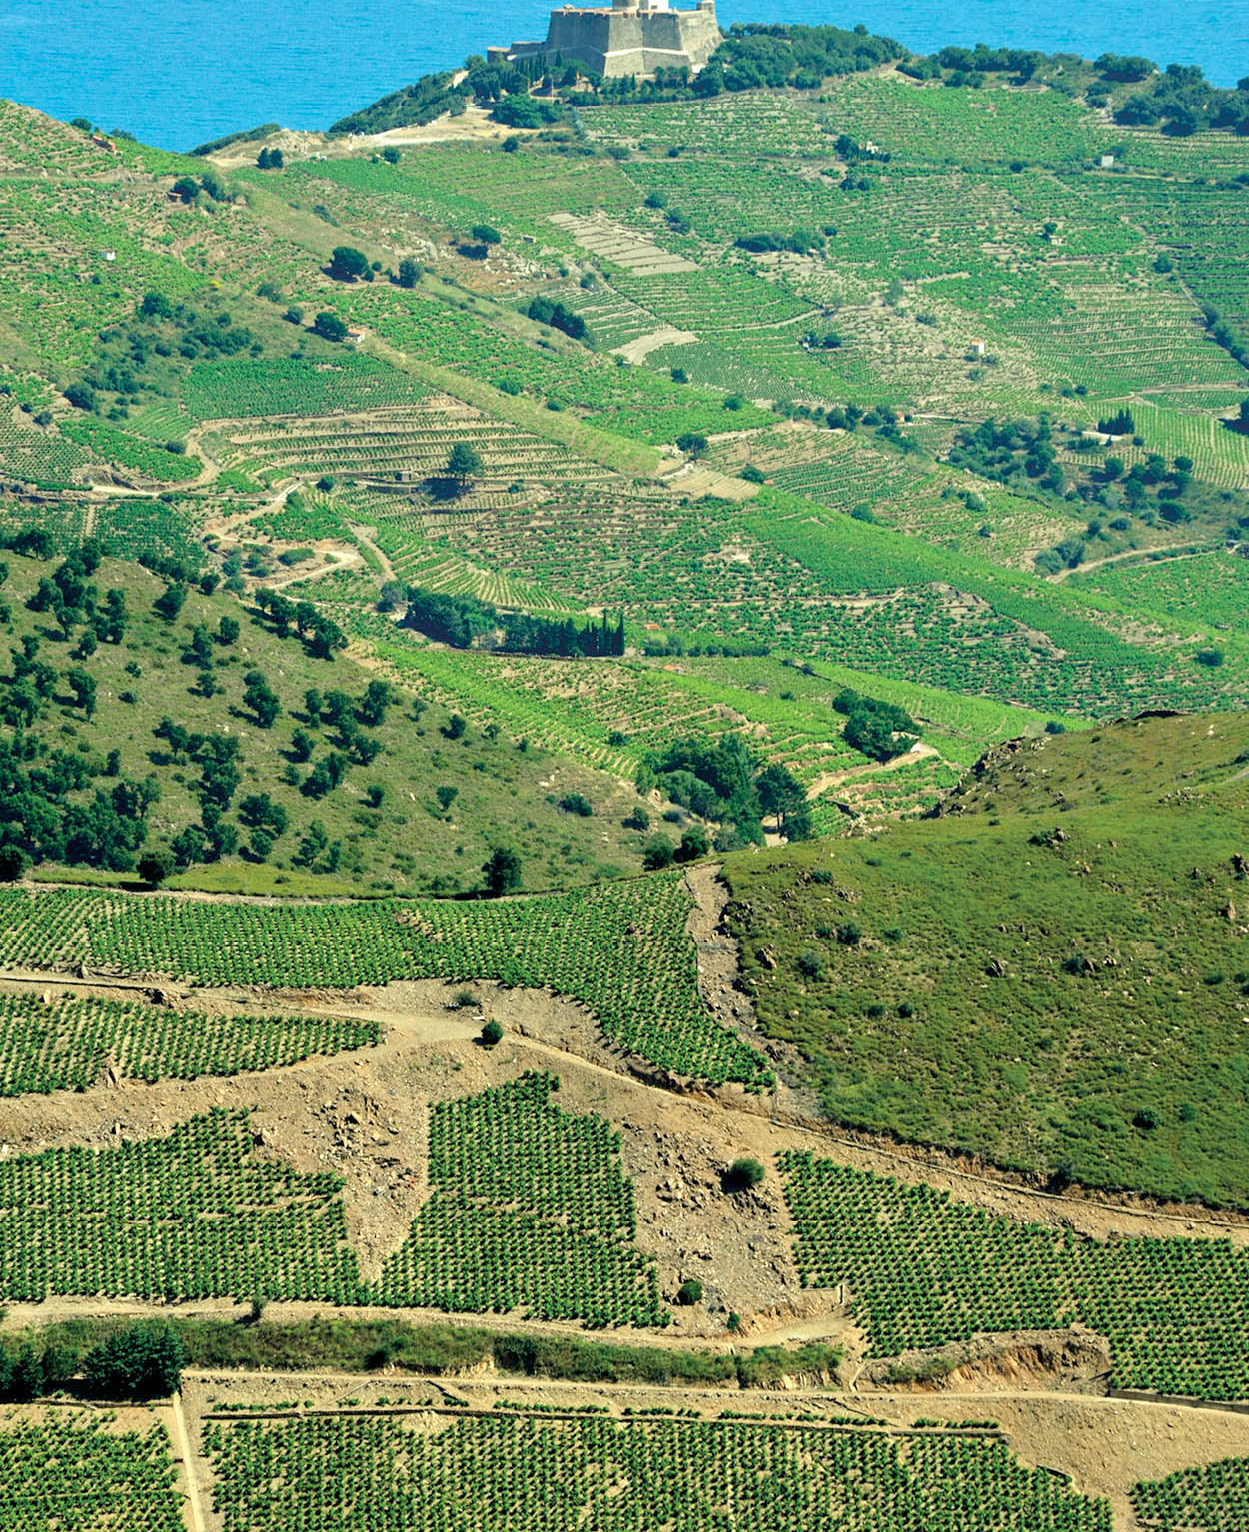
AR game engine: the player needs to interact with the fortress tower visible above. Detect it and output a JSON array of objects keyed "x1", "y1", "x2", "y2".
[{"x1": 490, "y1": 0, "x2": 721, "y2": 80}]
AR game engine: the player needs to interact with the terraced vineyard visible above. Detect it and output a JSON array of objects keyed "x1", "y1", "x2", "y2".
[
  {"x1": 0, "y1": 988, "x2": 378, "y2": 1096},
  {"x1": 0, "y1": 875, "x2": 771, "y2": 1088},
  {"x1": 203, "y1": 1409, "x2": 1112, "y2": 1532},
  {"x1": 219, "y1": 402, "x2": 613, "y2": 487},
  {"x1": 782, "y1": 1149, "x2": 1249, "y2": 1400},
  {"x1": 184, "y1": 353, "x2": 428, "y2": 420},
  {"x1": 0, "y1": 410, "x2": 90, "y2": 485}
]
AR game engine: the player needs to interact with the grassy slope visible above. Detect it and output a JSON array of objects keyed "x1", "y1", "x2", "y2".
[
  {"x1": 724, "y1": 713, "x2": 1249, "y2": 1208},
  {"x1": 1, "y1": 551, "x2": 649, "y2": 895}
]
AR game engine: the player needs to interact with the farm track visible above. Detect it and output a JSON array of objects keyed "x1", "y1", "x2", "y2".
[
  {"x1": 185, "y1": 1369, "x2": 1249, "y2": 1424},
  {"x1": 169, "y1": 1391, "x2": 207, "y2": 1532}
]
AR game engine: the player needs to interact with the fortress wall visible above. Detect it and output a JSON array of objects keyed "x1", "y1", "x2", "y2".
[
  {"x1": 539, "y1": 8, "x2": 722, "y2": 77},
  {"x1": 545, "y1": 11, "x2": 621, "y2": 75}
]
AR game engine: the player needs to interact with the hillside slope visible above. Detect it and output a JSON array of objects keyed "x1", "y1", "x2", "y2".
[
  {"x1": 724, "y1": 712, "x2": 1249, "y2": 1207},
  {"x1": 0, "y1": 544, "x2": 648, "y2": 894}
]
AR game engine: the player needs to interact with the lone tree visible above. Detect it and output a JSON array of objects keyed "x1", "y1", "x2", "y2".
[
  {"x1": 397, "y1": 256, "x2": 421, "y2": 289},
  {"x1": 447, "y1": 441, "x2": 483, "y2": 492},
  {"x1": 313, "y1": 312, "x2": 348, "y2": 343},
  {"x1": 480, "y1": 1018, "x2": 504, "y2": 1047},
  {"x1": 328, "y1": 245, "x2": 370, "y2": 282},
  {"x1": 137, "y1": 850, "x2": 173, "y2": 887},
  {"x1": 243, "y1": 669, "x2": 282, "y2": 728},
  {"x1": 482, "y1": 845, "x2": 522, "y2": 897}
]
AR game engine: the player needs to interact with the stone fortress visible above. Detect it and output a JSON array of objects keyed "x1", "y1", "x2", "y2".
[{"x1": 489, "y1": 0, "x2": 722, "y2": 81}]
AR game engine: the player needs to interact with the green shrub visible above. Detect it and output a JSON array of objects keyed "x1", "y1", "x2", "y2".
[{"x1": 725, "y1": 1157, "x2": 766, "y2": 1192}]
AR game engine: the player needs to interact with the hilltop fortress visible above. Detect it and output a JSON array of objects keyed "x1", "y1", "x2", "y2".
[{"x1": 490, "y1": 0, "x2": 722, "y2": 81}]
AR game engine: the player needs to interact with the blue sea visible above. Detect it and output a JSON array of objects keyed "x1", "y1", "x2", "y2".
[{"x1": 2, "y1": 1, "x2": 1245, "y2": 151}]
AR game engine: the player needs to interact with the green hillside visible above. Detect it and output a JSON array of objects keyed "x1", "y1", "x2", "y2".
[
  {"x1": 725, "y1": 712, "x2": 1249, "y2": 1207},
  {"x1": 0, "y1": 543, "x2": 649, "y2": 894},
  {"x1": 0, "y1": 63, "x2": 1246, "y2": 799}
]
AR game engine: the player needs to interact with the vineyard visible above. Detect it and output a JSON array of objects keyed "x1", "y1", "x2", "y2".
[
  {"x1": 59, "y1": 420, "x2": 202, "y2": 483},
  {"x1": 0, "y1": 1412, "x2": 184, "y2": 1532},
  {"x1": 1132, "y1": 1455, "x2": 1249, "y2": 1531},
  {"x1": 202, "y1": 1409, "x2": 1112, "y2": 1531},
  {"x1": 0, "y1": 1108, "x2": 362, "y2": 1303},
  {"x1": 93, "y1": 495, "x2": 205, "y2": 566},
  {"x1": 184, "y1": 353, "x2": 428, "y2": 421},
  {"x1": 0, "y1": 875, "x2": 771, "y2": 1089},
  {"x1": 0, "y1": 410, "x2": 90, "y2": 486},
  {"x1": 218, "y1": 402, "x2": 612, "y2": 488},
  {"x1": 0, "y1": 988, "x2": 378, "y2": 1096},
  {"x1": 0, "y1": 1076, "x2": 659, "y2": 1321},
  {"x1": 1069, "y1": 547, "x2": 1249, "y2": 633},
  {"x1": 376, "y1": 1072, "x2": 664, "y2": 1324},
  {"x1": 782, "y1": 1149, "x2": 1249, "y2": 1400}
]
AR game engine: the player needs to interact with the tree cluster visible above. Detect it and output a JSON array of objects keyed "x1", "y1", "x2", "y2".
[
  {"x1": 253, "y1": 588, "x2": 347, "y2": 659},
  {"x1": 403, "y1": 587, "x2": 497, "y2": 648},
  {"x1": 736, "y1": 229, "x2": 827, "y2": 254},
  {"x1": 833, "y1": 687, "x2": 919, "y2": 763},
  {"x1": 638, "y1": 735, "x2": 812, "y2": 846},
  {"x1": 0, "y1": 733, "x2": 157, "y2": 878},
  {"x1": 1097, "y1": 408, "x2": 1135, "y2": 436},
  {"x1": 499, "y1": 611, "x2": 625, "y2": 659},
  {"x1": 0, "y1": 1320, "x2": 183, "y2": 1402},
  {"x1": 402, "y1": 586, "x2": 624, "y2": 658},
  {"x1": 1109, "y1": 62, "x2": 1249, "y2": 137},
  {"x1": 707, "y1": 23, "x2": 902, "y2": 94},
  {"x1": 526, "y1": 297, "x2": 589, "y2": 343},
  {"x1": 947, "y1": 416, "x2": 1064, "y2": 496},
  {"x1": 64, "y1": 293, "x2": 260, "y2": 422},
  {"x1": 329, "y1": 73, "x2": 463, "y2": 136}
]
